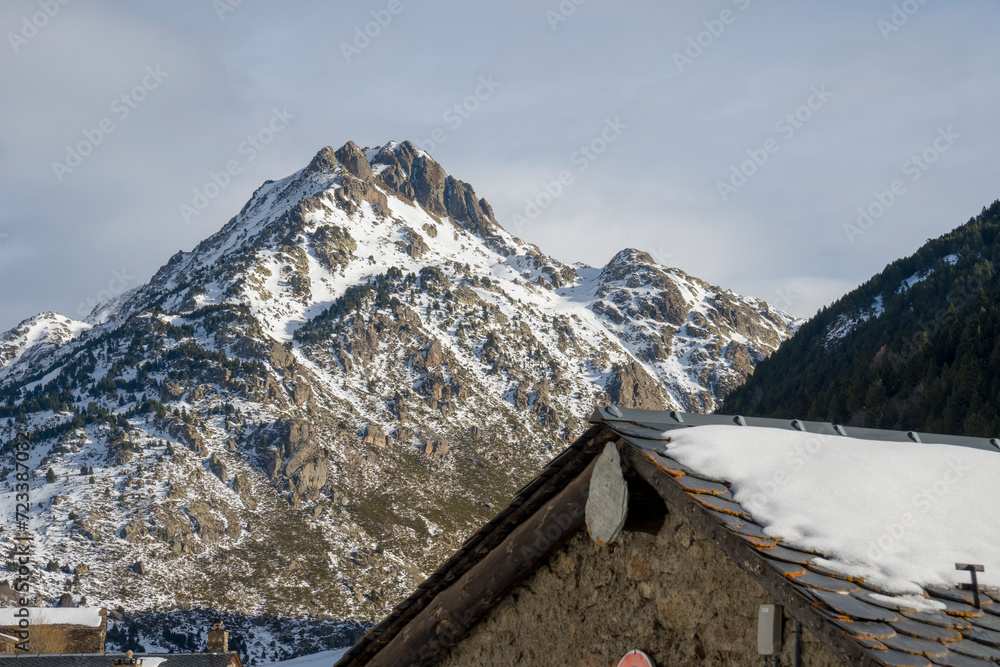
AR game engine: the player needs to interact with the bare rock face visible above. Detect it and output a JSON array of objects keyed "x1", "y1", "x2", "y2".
[
  {"x1": 263, "y1": 447, "x2": 282, "y2": 480},
  {"x1": 363, "y1": 424, "x2": 388, "y2": 448},
  {"x1": 606, "y1": 360, "x2": 671, "y2": 410},
  {"x1": 411, "y1": 156, "x2": 449, "y2": 218},
  {"x1": 209, "y1": 453, "x2": 228, "y2": 482},
  {"x1": 335, "y1": 175, "x2": 389, "y2": 216},
  {"x1": 269, "y1": 341, "x2": 295, "y2": 369},
  {"x1": 311, "y1": 224, "x2": 357, "y2": 271},
  {"x1": 444, "y1": 176, "x2": 496, "y2": 239},
  {"x1": 423, "y1": 439, "x2": 450, "y2": 459},
  {"x1": 334, "y1": 141, "x2": 373, "y2": 180},
  {"x1": 289, "y1": 458, "x2": 328, "y2": 504},
  {"x1": 370, "y1": 141, "x2": 499, "y2": 239},
  {"x1": 285, "y1": 440, "x2": 319, "y2": 477},
  {"x1": 233, "y1": 473, "x2": 257, "y2": 510},
  {"x1": 285, "y1": 419, "x2": 314, "y2": 458},
  {"x1": 291, "y1": 381, "x2": 312, "y2": 406},
  {"x1": 305, "y1": 146, "x2": 339, "y2": 174},
  {"x1": 370, "y1": 140, "x2": 421, "y2": 199},
  {"x1": 425, "y1": 340, "x2": 444, "y2": 367},
  {"x1": 166, "y1": 419, "x2": 203, "y2": 450},
  {"x1": 403, "y1": 227, "x2": 430, "y2": 259}
]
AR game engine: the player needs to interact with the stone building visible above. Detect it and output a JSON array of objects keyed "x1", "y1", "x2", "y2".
[
  {"x1": 0, "y1": 611, "x2": 242, "y2": 666},
  {"x1": 0, "y1": 607, "x2": 107, "y2": 654},
  {"x1": 336, "y1": 408, "x2": 1000, "y2": 666},
  {"x1": 0, "y1": 653, "x2": 242, "y2": 666}
]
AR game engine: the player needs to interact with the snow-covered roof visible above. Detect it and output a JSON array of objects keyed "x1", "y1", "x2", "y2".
[
  {"x1": 0, "y1": 607, "x2": 105, "y2": 627},
  {"x1": 663, "y1": 424, "x2": 1000, "y2": 594},
  {"x1": 598, "y1": 408, "x2": 1000, "y2": 667},
  {"x1": 265, "y1": 648, "x2": 348, "y2": 665}
]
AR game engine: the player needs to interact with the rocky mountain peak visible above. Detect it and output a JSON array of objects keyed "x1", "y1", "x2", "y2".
[
  {"x1": 0, "y1": 140, "x2": 801, "y2": 651},
  {"x1": 334, "y1": 141, "x2": 373, "y2": 180},
  {"x1": 607, "y1": 248, "x2": 656, "y2": 267},
  {"x1": 305, "y1": 146, "x2": 339, "y2": 175}
]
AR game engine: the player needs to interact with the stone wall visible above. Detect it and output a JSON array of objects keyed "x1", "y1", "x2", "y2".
[{"x1": 439, "y1": 502, "x2": 842, "y2": 666}]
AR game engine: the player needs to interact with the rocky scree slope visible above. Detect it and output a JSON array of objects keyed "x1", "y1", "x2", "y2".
[{"x1": 0, "y1": 140, "x2": 799, "y2": 633}]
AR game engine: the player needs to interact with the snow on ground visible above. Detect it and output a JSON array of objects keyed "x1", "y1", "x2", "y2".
[
  {"x1": 824, "y1": 295, "x2": 883, "y2": 346},
  {"x1": 898, "y1": 269, "x2": 932, "y2": 293},
  {"x1": 663, "y1": 425, "x2": 1000, "y2": 594},
  {"x1": 265, "y1": 648, "x2": 349, "y2": 665}
]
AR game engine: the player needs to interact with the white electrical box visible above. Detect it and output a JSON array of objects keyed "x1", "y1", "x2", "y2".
[{"x1": 757, "y1": 604, "x2": 783, "y2": 655}]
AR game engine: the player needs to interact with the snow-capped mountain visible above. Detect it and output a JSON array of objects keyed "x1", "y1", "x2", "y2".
[{"x1": 0, "y1": 140, "x2": 798, "y2": 663}]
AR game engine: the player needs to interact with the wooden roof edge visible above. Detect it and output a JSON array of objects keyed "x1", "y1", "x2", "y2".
[
  {"x1": 591, "y1": 407, "x2": 1000, "y2": 453},
  {"x1": 335, "y1": 423, "x2": 618, "y2": 666},
  {"x1": 622, "y1": 446, "x2": 881, "y2": 667}
]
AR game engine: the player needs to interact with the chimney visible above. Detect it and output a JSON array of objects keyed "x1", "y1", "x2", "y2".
[{"x1": 207, "y1": 620, "x2": 228, "y2": 652}]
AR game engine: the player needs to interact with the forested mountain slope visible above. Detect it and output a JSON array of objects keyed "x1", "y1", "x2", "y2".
[{"x1": 725, "y1": 200, "x2": 1000, "y2": 437}]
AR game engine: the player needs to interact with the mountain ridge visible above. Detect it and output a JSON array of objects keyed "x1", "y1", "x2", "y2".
[{"x1": 0, "y1": 139, "x2": 799, "y2": 664}]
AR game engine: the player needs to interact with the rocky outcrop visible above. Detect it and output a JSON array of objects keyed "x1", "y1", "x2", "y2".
[
  {"x1": 606, "y1": 360, "x2": 671, "y2": 410},
  {"x1": 312, "y1": 224, "x2": 357, "y2": 271},
  {"x1": 269, "y1": 340, "x2": 296, "y2": 369},
  {"x1": 363, "y1": 424, "x2": 388, "y2": 448},
  {"x1": 334, "y1": 141, "x2": 373, "y2": 180},
  {"x1": 423, "y1": 438, "x2": 450, "y2": 459},
  {"x1": 371, "y1": 141, "x2": 499, "y2": 238},
  {"x1": 305, "y1": 146, "x2": 339, "y2": 174},
  {"x1": 233, "y1": 473, "x2": 257, "y2": 510},
  {"x1": 403, "y1": 227, "x2": 430, "y2": 259},
  {"x1": 165, "y1": 418, "x2": 204, "y2": 451},
  {"x1": 209, "y1": 453, "x2": 228, "y2": 482},
  {"x1": 425, "y1": 340, "x2": 444, "y2": 367},
  {"x1": 264, "y1": 447, "x2": 282, "y2": 480}
]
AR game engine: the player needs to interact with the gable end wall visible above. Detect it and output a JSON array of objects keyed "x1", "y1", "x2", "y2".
[{"x1": 438, "y1": 500, "x2": 843, "y2": 666}]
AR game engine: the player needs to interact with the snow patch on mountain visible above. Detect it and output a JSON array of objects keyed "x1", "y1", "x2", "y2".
[{"x1": 825, "y1": 295, "x2": 884, "y2": 346}]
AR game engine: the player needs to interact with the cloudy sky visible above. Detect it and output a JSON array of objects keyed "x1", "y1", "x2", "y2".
[{"x1": 1, "y1": 0, "x2": 998, "y2": 331}]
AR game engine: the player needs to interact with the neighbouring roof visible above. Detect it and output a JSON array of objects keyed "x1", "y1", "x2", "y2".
[
  {"x1": 336, "y1": 409, "x2": 1000, "y2": 667},
  {"x1": 0, "y1": 608, "x2": 106, "y2": 628},
  {"x1": 0, "y1": 653, "x2": 240, "y2": 666}
]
